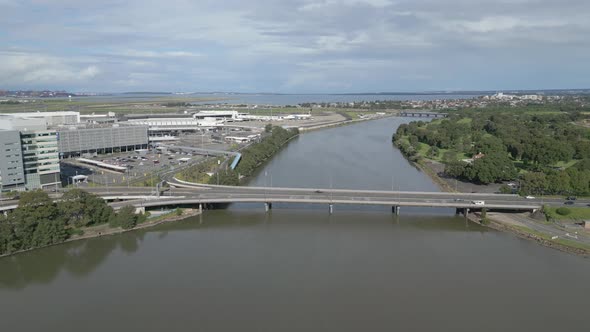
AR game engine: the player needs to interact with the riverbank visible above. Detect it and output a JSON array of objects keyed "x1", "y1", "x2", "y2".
[
  {"x1": 69, "y1": 208, "x2": 202, "y2": 241},
  {"x1": 395, "y1": 136, "x2": 590, "y2": 256},
  {"x1": 466, "y1": 212, "x2": 590, "y2": 257},
  {"x1": 0, "y1": 208, "x2": 201, "y2": 259}
]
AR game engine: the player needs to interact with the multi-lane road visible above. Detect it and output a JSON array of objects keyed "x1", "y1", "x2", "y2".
[
  {"x1": 83, "y1": 181, "x2": 552, "y2": 211},
  {"x1": 2, "y1": 181, "x2": 588, "y2": 213}
]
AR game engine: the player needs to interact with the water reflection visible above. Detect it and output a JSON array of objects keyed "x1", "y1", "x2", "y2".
[
  {"x1": 0, "y1": 229, "x2": 147, "y2": 289},
  {"x1": 0, "y1": 209, "x2": 486, "y2": 290}
]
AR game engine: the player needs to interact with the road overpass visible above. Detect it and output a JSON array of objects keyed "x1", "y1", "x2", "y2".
[
  {"x1": 5, "y1": 178, "x2": 586, "y2": 216},
  {"x1": 83, "y1": 178, "x2": 549, "y2": 215}
]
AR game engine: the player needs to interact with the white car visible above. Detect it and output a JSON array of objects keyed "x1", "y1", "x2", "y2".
[{"x1": 525, "y1": 195, "x2": 535, "y2": 199}]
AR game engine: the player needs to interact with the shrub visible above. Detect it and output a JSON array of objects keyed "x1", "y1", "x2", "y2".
[{"x1": 556, "y1": 207, "x2": 571, "y2": 216}]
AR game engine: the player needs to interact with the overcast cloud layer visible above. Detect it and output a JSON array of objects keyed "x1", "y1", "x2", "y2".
[{"x1": 1, "y1": 0, "x2": 589, "y2": 92}]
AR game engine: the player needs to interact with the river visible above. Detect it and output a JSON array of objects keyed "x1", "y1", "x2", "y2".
[{"x1": 1, "y1": 118, "x2": 589, "y2": 331}]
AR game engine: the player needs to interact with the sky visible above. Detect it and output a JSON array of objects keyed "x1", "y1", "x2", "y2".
[{"x1": 1, "y1": 0, "x2": 589, "y2": 93}]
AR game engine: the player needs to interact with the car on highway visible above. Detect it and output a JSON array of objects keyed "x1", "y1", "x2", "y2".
[
  {"x1": 454, "y1": 198, "x2": 464, "y2": 202},
  {"x1": 564, "y1": 201, "x2": 574, "y2": 205},
  {"x1": 471, "y1": 200, "x2": 485, "y2": 206},
  {"x1": 566, "y1": 196, "x2": 577, "y2": 200},
  {"x1": 525, "y1": 195, "x2": 535, "y2": 199}
]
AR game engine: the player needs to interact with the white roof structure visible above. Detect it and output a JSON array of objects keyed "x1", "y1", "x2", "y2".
[
  {"x1": 77, "y1": 158, "x2": 127, "y2": 172},
  {"x1": 6, "y1": 111, "x2": 80, "y2": 125}
]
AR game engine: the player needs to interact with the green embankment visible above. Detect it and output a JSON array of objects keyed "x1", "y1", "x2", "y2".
[
  {"x1": 512, "y1": 225, "x2": 590, "y2": 251},
  {"x1": 544, "y1": 206, "x2": 590, "y2": 221},
  {"x1": 176, "y1": 126, "x2": 299, "y2": 186},
  {"x1": 0, "y1": 189, "x2": 148, "y2": 256},
  {"x1": 392, "y1": 105, "x2": 590, "y2": 196}
]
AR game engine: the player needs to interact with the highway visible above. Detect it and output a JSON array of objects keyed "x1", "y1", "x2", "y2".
[
  {"x1": 3, "y1": 180, "x2": 588, "y2": 214},
  {"x1": 78, "y1": 179, "x2": 589, "y2": 210},
  {"x1": 82, "y1": 181, "x2": 544, "y2": 211}
]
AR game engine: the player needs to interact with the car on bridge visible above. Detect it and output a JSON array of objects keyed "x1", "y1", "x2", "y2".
[
  {"x1": 471, "y1": 200, "x2": 485, "y2": 206},
  {"x1": 564, "y1": 201, "x2": 574, "y2": 205},
  {"x1": 525, "y1": 196, "x2": 535, "y2": 199}
]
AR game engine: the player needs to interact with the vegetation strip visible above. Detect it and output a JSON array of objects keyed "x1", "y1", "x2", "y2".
[
  {"x1": 392, "y1": 104, "x2": 590, "y2": 255},
  {"x1": 178, "y1": 125, "x2": 299, "y2": 186},
  {"x1": 0, "y1": 189, "x2": 197, "y2": 257}
]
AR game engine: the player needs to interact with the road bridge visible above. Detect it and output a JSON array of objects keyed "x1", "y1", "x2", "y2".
[
  {"x1": 84, "y1": 178, "x2": 549, "y2": 215},
  {"x1": 5, "y1": 179, "x2": 585, "y2": 216},
  {"x1": 398, "y1": 111, "x2": 447, "y2": 118}
]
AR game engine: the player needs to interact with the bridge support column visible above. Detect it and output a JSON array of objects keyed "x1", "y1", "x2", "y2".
[
  {"x1": 464, "y1": 208, "x2": 470, "y2": 218},
  {"x1": 329, "y1": 204, "x2": 334, "y2": 214},
  {"x1": 265, "y1": 202, "x2": 272, "y2": 212},
  {"x1": 198, "y1": 204, "x2": 202, "y2": 214},
  {"x1": 135, "y1": 206, "x2": 145, "y2": 214},
  {"x1": 392, "y1": 206, "x2": 400, "y2": 215},
  {"x1": 455, "y1": 208, "x2": 461, "y2": 215}
]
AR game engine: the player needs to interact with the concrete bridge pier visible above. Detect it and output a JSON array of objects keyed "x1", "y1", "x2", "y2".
[
  {"x1": 135, "y1": 206, "x2": 146, "y2": 214},
  {"x1": 392, "y1": 206, "x2": 400, "y2": 215},
  {"x1": 464, "y1": 208, "x2": 470, "y2": 218},
  {"x1": 329, "y1": 204, "x2": 334, "y2": 214},
  {"x1": 198, "y1": 203, "x2": 202, "y2": 214},
  {"x1": 265, "y1": 202, "x2": 272, "y2": 212}
]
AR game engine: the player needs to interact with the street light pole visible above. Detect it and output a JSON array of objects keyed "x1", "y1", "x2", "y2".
[
  {"x1": 329, "y1": 173, "x2": 333, "y2": 202},
  {"x1": 264, "y1": 170, "x2": 268, "y2": 200}
]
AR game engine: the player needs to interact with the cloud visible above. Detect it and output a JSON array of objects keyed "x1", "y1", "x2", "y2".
[
  {"x1": 1, "y1": 0, "x2": 589, "y2": 92},
  {"x1": 0, "y1": 51, "x2": 101, "y2": 86}
]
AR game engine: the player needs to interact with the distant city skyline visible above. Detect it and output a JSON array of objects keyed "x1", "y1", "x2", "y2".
[{"x1": 1, "y1": 0, "x2": 589, "y2": 93}]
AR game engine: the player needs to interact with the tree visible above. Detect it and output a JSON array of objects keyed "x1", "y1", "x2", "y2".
[
  {"x1": 113, "y1": 206, "x2": 137, "y2": 230},
  {"x1": 472, "y1": 136, "x2": 505, "y2": 155},
  {"x1": 6, "y1": 190, "x2": 65, "y2": 251},
  {"x1": 575, "y1": 141, "x2": 590, "y2": 159},
  {"x1": 519, "y1": 172, "x2": 548, "y2": 195},
  {"x1": 265, "y1": 124, "x2": 273, "y2": 133},
  {"x1": 468, "y1": 153, "x2": 518, "y2": 184},
  {"x1": 10, "y1": 190, "x2": 60, "y2": 249},
  {"x1": 575, "y1": 159, "x2": 590, "y2": 171},
  {"x1": 442, "y1": 150, "x2": 459, "y2": 163},
  {"x1": 444, "y1": 160, "x2": 468, "y2": 178},
  {"x1": 546, "y1": 171, "x2": 571, "y2": 195},
  {"x1": 58, "y1": 189, "x2": 114, "y2": 227},
  {"x1": 0, "y1": 221, "x2": 19, "y2": 255},
  {"x1": 499, "y1": 184, "x2": 513, "y2": 194},
  {"x1": 426, "y1": 146, "x2": 440, "y2": 159},
  {"x1": 565, "y1": 168, "x2": 590, "y2": 195}
]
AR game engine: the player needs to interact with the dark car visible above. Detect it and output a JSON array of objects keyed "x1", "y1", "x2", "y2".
[
  {"x1": 566, "y1": 196, "x2": 577, "y2": 200},
  {"x1": 564, "y1": 201, "x2": 574, "y2": 205}
]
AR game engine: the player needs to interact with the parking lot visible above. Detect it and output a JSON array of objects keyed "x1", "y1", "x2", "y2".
[
  {"x1": 58, "y1": 128, "x2": 259, "y2": 188},
  {"x1": 60, "y1": 147, "x2": 211, "y2": 187}
]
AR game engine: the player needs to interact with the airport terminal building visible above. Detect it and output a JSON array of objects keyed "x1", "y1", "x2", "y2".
[
  {"x1": 57, "y1": 126, "x2": 149, "y2": 158},
  {"x1": 0, "y1": 115, "x2": 61, "y2": 190}
]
